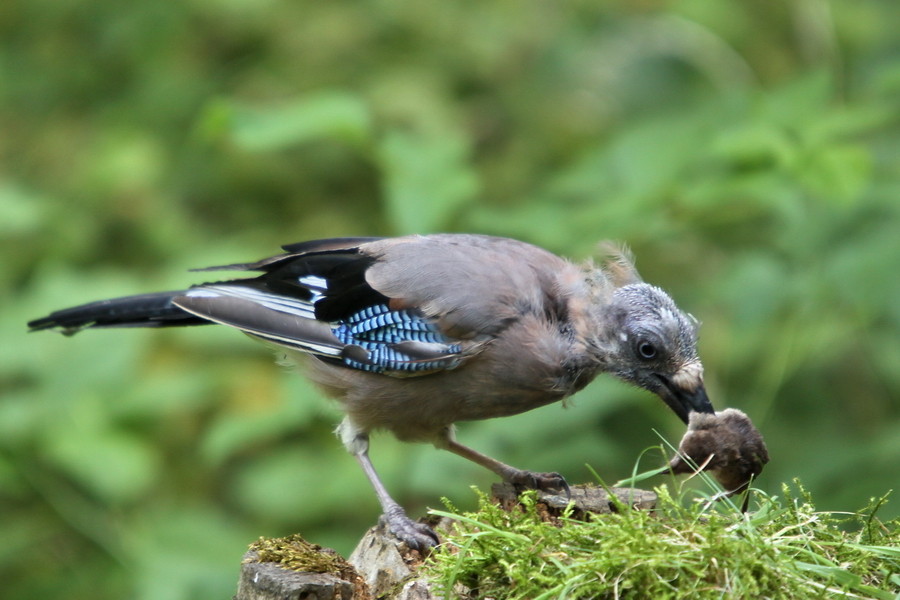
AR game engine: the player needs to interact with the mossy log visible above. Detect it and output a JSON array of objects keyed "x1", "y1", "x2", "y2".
[{"x1": 234, "y1": 484, "x2": 657, "y2": 600}]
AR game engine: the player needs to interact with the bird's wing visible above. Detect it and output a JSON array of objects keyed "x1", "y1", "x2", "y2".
[
  {"x1": 173, "y1": 235, "x2": 576, "y2": 377},
  {"x1": 358, "y1": 234, "x2": 575, "y2": 339}
]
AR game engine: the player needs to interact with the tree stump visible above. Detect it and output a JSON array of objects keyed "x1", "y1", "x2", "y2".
[
  {"x1": 234, "y1": 484, "x2": 657, "y2": 600},
  {"x1": 235, "y1": 535, "x2": 366, "y2": 600},
  {"x1": 236, "y1": 557, "x2": 355, "y2": 600},
  {"x1": 491, "y1": 482, "x2": 658, "y2": 517}
]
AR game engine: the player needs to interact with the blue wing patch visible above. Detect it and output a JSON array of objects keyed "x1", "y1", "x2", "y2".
[{"x1": 332, "y1": 304, "x2": 461, "y2": 373}]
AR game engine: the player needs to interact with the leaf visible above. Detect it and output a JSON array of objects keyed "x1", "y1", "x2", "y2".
[
  {"x1": 377, "y1": 127, "x2": 479, "y2": 233},
  {"x1": 0, "y1": 183, "x2": 45, "y2": 236},
  {"x1": 796, "y1": 143, "x2": 871, "y2": 206},
  {"x1": 792, "y1": 561, "x2": 861, "y2": 587},
  {"x1": 42, "y1": 425, "x2": 161, "y2": 505},
  {"x1": 217, "y1": 91, "x2": 373, "y2": 150}
]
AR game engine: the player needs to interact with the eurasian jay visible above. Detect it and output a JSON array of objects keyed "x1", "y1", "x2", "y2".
[{"x1": 28, "y1": 234, "x2": 714, "y2": 548}]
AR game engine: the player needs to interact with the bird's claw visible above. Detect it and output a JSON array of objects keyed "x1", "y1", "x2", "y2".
[{"x1": 381, "y1": 506, "x2": 439, "y2": 551}]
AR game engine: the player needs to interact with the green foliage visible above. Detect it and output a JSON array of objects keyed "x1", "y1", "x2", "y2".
[
  {"x1": 3, "y1": 1, "x2": 899, "y2": 599},
  {"x1": 428, "y1": 482, "x2": 900, "y2": 599}
]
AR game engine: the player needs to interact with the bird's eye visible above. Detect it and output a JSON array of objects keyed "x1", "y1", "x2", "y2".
[{"x1": 638, "y1": 341, "x2": 657, "y2": 359}]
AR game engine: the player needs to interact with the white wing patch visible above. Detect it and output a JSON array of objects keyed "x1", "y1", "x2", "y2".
[
  {"x1": 298, "y1": 275, "x2": 328, "y2": 300},
  {"x1": 186, "y1": 285, "x2": 317, "y2": 320}
]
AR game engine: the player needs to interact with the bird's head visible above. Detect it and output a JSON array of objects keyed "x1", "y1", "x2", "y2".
[{"x1": 596, "y1": 283, "x2": 714, "y2": 423}]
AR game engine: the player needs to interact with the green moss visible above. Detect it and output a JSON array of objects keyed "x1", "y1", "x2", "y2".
[
  {"x1": 246, "y1": 533, "x2": 352, "y2": 576},
  {"x1": 426, "y1": 482, "x2": 900, "y2": 599}
]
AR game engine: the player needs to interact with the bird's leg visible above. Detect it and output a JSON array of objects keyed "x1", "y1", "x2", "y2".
[
  {"x1": 338, "y1": 419, "x2": 439, "y2": 550},
  {"x1": 353, "y1": 449, "x2": 440, "y2": 549},
  {"x1": 437, "y1": 428, "x2": 570, "y2": 497}
]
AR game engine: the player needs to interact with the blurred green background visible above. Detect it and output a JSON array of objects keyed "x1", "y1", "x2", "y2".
[{"x1": 2, "y1": 1, "x2": 899, "y2": 599}]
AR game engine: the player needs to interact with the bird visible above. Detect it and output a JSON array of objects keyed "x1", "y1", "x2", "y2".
[
  {"x1": 668, "y1": 408, "x2": 769, "y2": 509},
  {"x1": 28, "y1": 234, "x2": 714, "y2": 549}
]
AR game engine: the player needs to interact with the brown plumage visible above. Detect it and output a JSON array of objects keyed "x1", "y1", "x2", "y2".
[
  {"x1": 29, "y1": 234, "x2": 715, "y2": 548},
  {"x1": 669, "y1": 408, "x2": 769, "y2": 501}
]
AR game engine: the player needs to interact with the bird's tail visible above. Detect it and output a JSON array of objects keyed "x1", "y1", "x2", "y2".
[{"x1": 27, "y1": 291, "x2": 210, "y2": 336}]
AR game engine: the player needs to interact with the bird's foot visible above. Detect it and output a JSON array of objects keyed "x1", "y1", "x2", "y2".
[
  {"x1": 380, "y1": 505, "x2": 440, "y2": 551},
  {"x1": 504, "y1": 469, "x2": 571, "y2": 499}
]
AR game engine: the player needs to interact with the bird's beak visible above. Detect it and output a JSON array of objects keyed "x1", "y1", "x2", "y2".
[{"x1": 657, "y1": 362, "x2": 714, "y2": 424}]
